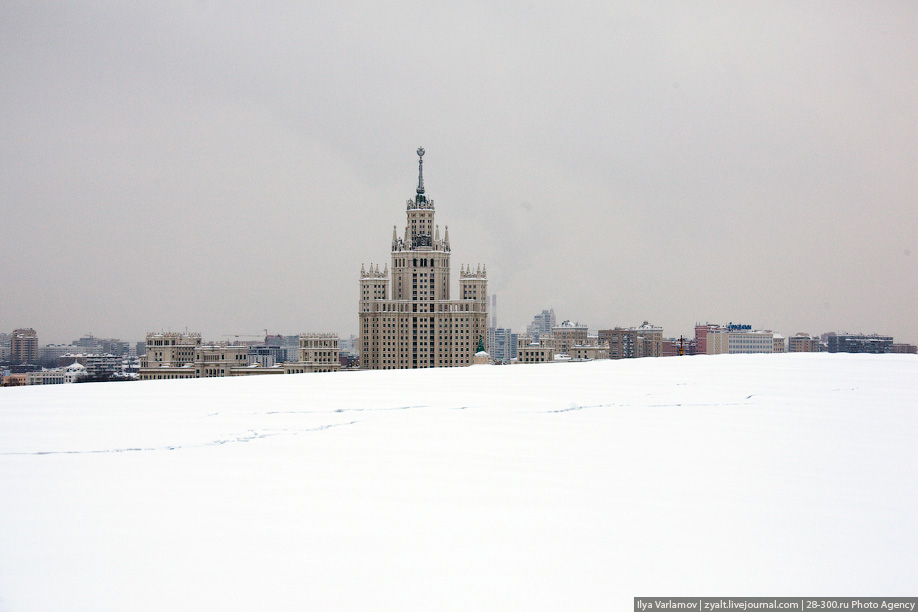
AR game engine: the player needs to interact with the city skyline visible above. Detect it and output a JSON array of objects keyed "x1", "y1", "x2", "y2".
[{"x1": 3, "y1": 4, "x2": 916, "y2": 345}]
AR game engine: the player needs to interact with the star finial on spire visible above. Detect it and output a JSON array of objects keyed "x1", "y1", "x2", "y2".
[{"x1": 416, "y1": 147, "x2": 425, "y2": 196}]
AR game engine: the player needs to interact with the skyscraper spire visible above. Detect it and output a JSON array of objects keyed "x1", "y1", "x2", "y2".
[{"x1": 416, "y1": 147, "x2": 425, "y2": 196}]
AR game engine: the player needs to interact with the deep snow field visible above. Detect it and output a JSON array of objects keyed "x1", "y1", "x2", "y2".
[{"x1": 1, "y1": 353, "x2": 916, "y2": 611}]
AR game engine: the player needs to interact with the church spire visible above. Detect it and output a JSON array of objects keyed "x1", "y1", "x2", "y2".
[{"x1": 416, "y1": 147, "x2": 425, "y2": 196}]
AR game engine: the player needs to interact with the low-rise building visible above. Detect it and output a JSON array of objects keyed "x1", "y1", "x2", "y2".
[
  {"x1": 516, "y1": 336, "x2": 555, "y2": 364},
  {"x1": 1, "y1": 373, "x2": 28, "y2": 386},
  {"x1": 568, "y1": 344, "x2": 608, "y2": 361},
  {"x1": 694, "y1": 323, "x2": 722, "y2": 356},
  {"x1": 247, "y1": 344, "x2": 287, "y2": 368},
  {"x1": 26, "y1": 368, "x2": 66, "y2": 385},
  {"x1": 633, "y1": 322, "x2": 663, "y2": 357},
  {"x1": 552, "y1": 321, "x2": 588, "y2": 355},
  {"x1": 140, "y1": 332, "x2": 205, "y2": 380},
  {"x1": 788, "y1": 333, "x2": 821, "y2": 353},
  {"x1": 141, "y1": 332, "x2": 202, "y2": 368},
  {"x1": 599, "y1": 328, "x2": 636, "y2": 359},
  {"x1": 40, "y1": 344, "x2": 95, "y2": 365},
  {"x1": 662, "y1": 337, "x2": 696, "y2": 357},
  {"x1": 284, "y1": 333, "x2": 340, "y2": 374},
  {"x1": 697, "y1": 323, "x2": 777, "y2": 355},
  {"x1": 827, "y1": 333, "x2": 893, "y2": 354},
  {"x1": 85, "y1": 354, "x2": 121, "y2": 378},
  {"x1": 772, "y1": 333, "x2": 786, "y2": 353},
  {"x1": 138, "y1": 332, "x2": 342, "y2": 380},
  {"x1": 706, "y1": 326, "x2": 775, "y2": 355},
  {"x1": 598, "y1": 323, "x2": 663, "y2": 359},
  {"x1": 195, "y1": 345, "x2": 249, "y2": 377}
]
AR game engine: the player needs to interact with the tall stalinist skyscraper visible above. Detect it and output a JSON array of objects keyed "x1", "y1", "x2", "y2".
[{"x1": 359, "y1": 148, "x2": 487, "y2": 369}]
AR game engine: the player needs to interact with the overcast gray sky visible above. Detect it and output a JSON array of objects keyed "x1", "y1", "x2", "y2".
[{"x1": 2, "y1": 2, "x2": 916, "y2": 345}]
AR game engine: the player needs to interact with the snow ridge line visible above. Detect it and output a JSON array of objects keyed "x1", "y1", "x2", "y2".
[
  {"x1": 544, "y1": 399, "x2": 754, "y2": 413},
  {"x1": 264, "y1": 405, "x2": 428, "y2": 415},
  {"x1": 543, "y1": 403, "x2": 616, "y2": 413},
  {"x1": 0, "y1": 420, "x2": 360, "y2": 457}
]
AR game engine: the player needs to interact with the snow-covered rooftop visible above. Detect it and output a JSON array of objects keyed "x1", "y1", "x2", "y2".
[{"x1": 1, "y1": 353, "x2": 916, "y2": 610}]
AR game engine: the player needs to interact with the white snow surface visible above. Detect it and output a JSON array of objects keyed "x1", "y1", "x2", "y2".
[{"x1": 1, "y1": 353, "x2": 916, "y2": 611}]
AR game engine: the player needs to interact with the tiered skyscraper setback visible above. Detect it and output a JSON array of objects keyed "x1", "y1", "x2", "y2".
[{"x1": 359, "y1": 148, "x2": 487, "y2": 369}]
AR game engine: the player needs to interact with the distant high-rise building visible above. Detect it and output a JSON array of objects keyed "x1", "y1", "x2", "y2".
[
  {"x1": 39, "y1": 344, "x2": 81, "y2": 365},
  {"x1": 10, "y1": 329, "x2": 38, "y2": 364},
  {"x1": 0, "y1": 333, "x2": 11, "y2": 361},
  {"x1": 489, "y1": 295, "x2": 497, "y2": 329},
  {"x1": 359, "y1": 148, "x2": 488, "y2": 369},
  {"x1": 526, "y1": 309, "x2": 556, "y2": 339},
  {"x1": 73, "y1": 335, "x2": 99, "y2": 349},
  {"x1": 488, "y1": 328, "x2": 518, "y2": 364},
  {"x1": 100, "y1": 339, "x2": 129, "y2": 357}
]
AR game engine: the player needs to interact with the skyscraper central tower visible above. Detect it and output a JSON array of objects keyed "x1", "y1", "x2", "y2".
[{"x1": 359, "y1": 148, "x2": 487, "y2": 369}]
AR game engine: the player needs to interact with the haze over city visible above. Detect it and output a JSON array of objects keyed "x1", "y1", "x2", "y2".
[{"x1": 2, "y1": 3, "x2": 916, "y2": 345}]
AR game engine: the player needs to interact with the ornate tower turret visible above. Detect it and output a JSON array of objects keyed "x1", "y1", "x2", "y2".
[{"x1": 405, "y1": 147, "x2": 435, "y2": 249}]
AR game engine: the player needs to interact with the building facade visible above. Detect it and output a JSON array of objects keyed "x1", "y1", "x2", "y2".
[
  {"x1": 11, "y1": 328, "x2": 38, "y2": 364},
  {"x1": 694, "y1": 323, "x2": 722, "y2": 356},
  {"x1": 598, "y1": 323, "x2": 663, "y2": 359},
  {"x1": 0, "y1": 333, "x2": 10, "y2": 361},
  {"x1": 517, "y1": 336, "x2": 556, "y2": 364},
  {"x1": 827, "y1": 333, "x2": 893, "y2": 354},
  {"x1": 662, "y1": 337, "x2": 696, "y2": 357},
  {"x1": 359, "y1": 148, "x2": 487, "y2": 369},
  {"x1": 772, "y1": 334, "x2": 786, "y2": 353},
  {"x1": 26, "y1": 368, "x2": 66, "y2": 385},
  {"x1": 568, "y1": 344, "x2": 608, "y2": 360},
  {"x1": 139, "y1": 332, "x2": 204, "y2": 380},
  {"x1": 551, "y1": 321, "x2": 588, "y2": 355},
  {"x1": 140, "y1": 331, "x2": 340, "y2": 379},
  {"x1": 487, "y1": 327, "x2": 518, "y2": 364},
  {"x1": 195, "y1": 345, "x2": 249, "y2": 377},
  {"x1": 788, "y1": 333, "x2": 821, "y2": 353},
  {"x1": 283, "y1": 333, "x2": 340, "y2": 373},
  {"x1": 706, "y1": 324, "x2": 775, "y2": 355}
]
